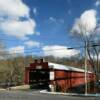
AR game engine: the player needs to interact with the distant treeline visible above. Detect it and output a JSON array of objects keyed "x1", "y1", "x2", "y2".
[{"x1": 0, "y1": 55, "x2": 99, "y2": 88}]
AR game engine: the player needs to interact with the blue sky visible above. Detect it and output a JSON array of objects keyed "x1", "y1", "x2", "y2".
[{"x1": 0, "y1": 0, "x2": 99, "y2": 58}]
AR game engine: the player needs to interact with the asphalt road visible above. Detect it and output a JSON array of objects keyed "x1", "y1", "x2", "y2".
[{"x1": 0, "y1": 91, "x2": 99, "y2": 100}]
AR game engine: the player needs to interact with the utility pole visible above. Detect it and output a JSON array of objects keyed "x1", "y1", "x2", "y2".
[{"x1": 84, "y1": 41, "x2": 88, "y2": 94}]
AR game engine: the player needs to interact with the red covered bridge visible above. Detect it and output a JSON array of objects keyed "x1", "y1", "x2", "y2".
[{"x1": 24, "y1": 59, "x2": 96, "y2": 93}]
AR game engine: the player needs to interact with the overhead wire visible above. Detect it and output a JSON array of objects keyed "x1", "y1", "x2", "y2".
[{"x1": 0, "y1": 43, "x2": 99, "y2": 56}]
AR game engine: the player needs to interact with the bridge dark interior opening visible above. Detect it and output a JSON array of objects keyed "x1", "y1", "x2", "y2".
[{"x1": 29, "y1": 69, "x2": 49, "y2": 89}]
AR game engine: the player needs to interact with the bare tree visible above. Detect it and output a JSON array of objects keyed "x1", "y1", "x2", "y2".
[{"x1": 71, "y1": 9, "x2": 100, "y2": 93}]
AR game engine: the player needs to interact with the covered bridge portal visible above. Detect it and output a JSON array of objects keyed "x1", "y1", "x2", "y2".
[{"x1": 24, "y1": 59, "x2": 95, "y2": 93}]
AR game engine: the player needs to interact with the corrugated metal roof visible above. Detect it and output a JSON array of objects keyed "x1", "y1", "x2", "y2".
[{"x1": 48, "y1": 62, "x2": 92, "y2": 73}]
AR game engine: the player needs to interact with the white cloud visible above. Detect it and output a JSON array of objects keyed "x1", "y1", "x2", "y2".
[
  {"x1": 49, "y1": 17, "x2": 64, "y2": 24},
  {"x1": 24, "y1": 40, "x2": 40, "y2": 48},
  {"x1": 0, "y1": 0, "x2": 37, "y2": 39},
  {"x1": 42, "y1": 45, "x2": 80, "y2": 58},
  {"x1": 89, "y1": 53, "x2": 100, "y2": 60},
  {"x1": 33, "y1": 8, "x2": 37, "y2": 16},
  {"x1": 96, "y1": 53, "x2": 100, "y2": 60},
  {"x1": 0, "y1": 0, "x2": 30, "y2": 18},
  {"x1": 95, "y1": 0, "x2": 100, "y2": 7},
  {"x1": 71, "y1": 9, "x2": 97, "y2": 36},
  {"x1": 0, "y1": 19, "x2": 36, "y2": 39},
  {"x1": 35, "y1": 31, "x2": 40, "y2": 35},
  {"x1": 9, "y1": 45, "x2": 25, "y2": 54},
  {"x1": 49, "y1": 17, "x2": 56, "y2": 22}
]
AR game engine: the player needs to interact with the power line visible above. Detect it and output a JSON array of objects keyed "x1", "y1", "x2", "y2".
[
  {"x1": 0, "y1": 43, "x2": 100, "y2": 53},
  {"x1": 0, "y1": 44, "x2": 99, "y2": 56}
]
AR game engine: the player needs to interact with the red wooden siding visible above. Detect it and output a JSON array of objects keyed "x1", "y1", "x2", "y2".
[{"x1": 24, "y1": 59, "x2": 96, "y2": 93}]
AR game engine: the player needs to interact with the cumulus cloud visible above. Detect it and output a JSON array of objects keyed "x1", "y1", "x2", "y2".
[
  {"x1": 0, "y1": 0, "x2": 29, "y2": 18},
  {"x1": 9, "y1": 45, "x2": 25, "y2": 54},
  {"x1": 0, "y1": 19, "x2": 36, "y2": 39},
  {"x1": 42, "y1": 45, "x2": 80, "y2": 58},
  {"x1": 24, "y1": 40, "x2": 40, "y2": 48},
  {"x1": 0, "y1": 0, "x2": 37, "y2": 39},
  {"x1": 95, "y1": 0, "x2": 100, "y2": 7},
  {"x1": 71, "y1": 9, "x2": 97, "y2": 36}
]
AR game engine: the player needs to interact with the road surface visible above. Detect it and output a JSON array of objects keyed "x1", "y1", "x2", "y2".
[{"x1": 0, "y1": 91, "x2": 99, "y2": 100}]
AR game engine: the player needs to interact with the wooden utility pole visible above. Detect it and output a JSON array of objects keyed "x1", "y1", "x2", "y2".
[{"x1": 84, "y1": 41, "x2": 88, "y2": 94}]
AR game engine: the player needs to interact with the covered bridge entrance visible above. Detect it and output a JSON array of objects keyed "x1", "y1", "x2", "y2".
[
  {"x1": 29, "y1": 69, "x2": 49, "y2": 84},
  {"x1": 24, "y1": 59, "x2": 52, "y2": 89}
]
